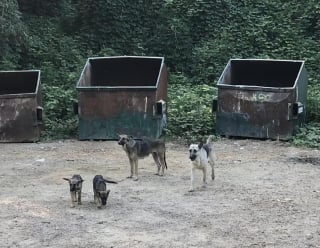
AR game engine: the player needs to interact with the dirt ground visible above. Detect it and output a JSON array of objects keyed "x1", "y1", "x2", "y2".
[{"x1": 0, "y1": 138, "x2": 320, "y2": 248}]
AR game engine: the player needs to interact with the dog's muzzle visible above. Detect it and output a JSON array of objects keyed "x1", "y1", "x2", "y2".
[{"x1": 189, "y1": 154, "x2": 197, "y2": 161}]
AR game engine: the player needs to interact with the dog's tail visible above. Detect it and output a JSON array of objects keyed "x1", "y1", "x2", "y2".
[
  {"x1": 206, "y1": 135, "x2": 215, "y2": 144},
  {"x1": 104, "y1": 178, "x2": 118, "y2": 184}
]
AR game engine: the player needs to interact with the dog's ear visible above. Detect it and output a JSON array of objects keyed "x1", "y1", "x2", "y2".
[{"x1": 198, "y1": 142, "x2": 203, "y2": 149}]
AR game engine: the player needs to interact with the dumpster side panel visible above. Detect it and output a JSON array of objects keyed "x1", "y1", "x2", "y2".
[
  {"x1": 0, "y1": 97, "x2": 41, "y2": 142},
  {"x1": 76, "y1": 56, "x2": 167, "y2": 140},
  {"x1": 79, "y1": 112, "x2": 161, "y2": 140},
  {"x1": 216, "y1": 89, "x2": 297, "y2": 139},
  {"x1": 216, "y1": 59, "x2": 307, "y2": 140},
  {"x1": 296, "y1": 67, "x2": 308, "y2": 104},
  {"x1": 78, "y1": 90, "x2": 162, "y2": 139}
]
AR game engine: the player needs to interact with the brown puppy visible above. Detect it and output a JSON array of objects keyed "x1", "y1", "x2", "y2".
[{"x1": 63, "y1": 174, "x2": 84, "y2": 207}]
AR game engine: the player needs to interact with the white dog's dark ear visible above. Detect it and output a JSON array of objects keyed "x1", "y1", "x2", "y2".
[{"x1": 198, "y1": 142, "x2": 203, "y2": 149}]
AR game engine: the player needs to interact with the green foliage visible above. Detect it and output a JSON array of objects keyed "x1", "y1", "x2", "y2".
[
  {"x1": 167, "y1": 73, "x2": 217, "y2": 142},
  {"x1": 0, "y1": 0, "x2": 320, "y2": 145},
  {"x1": 41, "y1": 85, "x2": 78, "y2": 139},
  {"x1": 292, "y1": 123, "x2": 320, "y2": 148},
  {"x1": 0, "y1": 0, "x2": 27, "y2": 69},
  {"x1": 20, "y1": 17, "x2": 85, "y2": 139}
]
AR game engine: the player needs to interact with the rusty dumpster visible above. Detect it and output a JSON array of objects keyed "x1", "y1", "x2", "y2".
[
  {"x1": 215, "y1": 59, "x2": 308, "y2": 140},
  {"x1": 76, "y1": 56, "x2": 167, "y2": 140},
  {"x1": 0, "y1": 70, "x2": 43, "y2": 142}
]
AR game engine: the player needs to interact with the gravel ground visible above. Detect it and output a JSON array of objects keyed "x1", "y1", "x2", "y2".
[{"x1": 0, "y1": 138, "x2": 320, "y2": 247}]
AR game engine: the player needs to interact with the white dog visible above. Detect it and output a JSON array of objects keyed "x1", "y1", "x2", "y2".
[{"x1": 188, "y1": 136, "x2": 216, "y2": 191}]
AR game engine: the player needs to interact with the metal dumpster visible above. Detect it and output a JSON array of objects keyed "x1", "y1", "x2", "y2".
[
  {"x1": 215, "y1": 59, "x2": 308, "y2": 140},
  {"x1": 76, "y1": 56, "x2": 167, "y2": 140},
  {"x1": 0, "y1": 70, "x2": 43, "y2": 142}
]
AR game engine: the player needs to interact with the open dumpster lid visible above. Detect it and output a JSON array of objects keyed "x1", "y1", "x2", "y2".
[
  {"x1": 217, "y1": 59, "x2": 305, "y2": 92},
  {"x1": 76, "y1": 56, "x2": 165, "y2": 91},
  {"x1": 0, "y1": 70, "x2": 41, "y2": 98}
]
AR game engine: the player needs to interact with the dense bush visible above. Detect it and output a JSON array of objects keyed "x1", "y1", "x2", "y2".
[
  {"x1": 167, "y1": 73, "x2": 217, "y2": 142},
  {"x1": 1, "y1": 0, "x2": 320, "y2": 145},
  {"x1": 292, "y1": 123, "x2": 320, "y2": 148}
]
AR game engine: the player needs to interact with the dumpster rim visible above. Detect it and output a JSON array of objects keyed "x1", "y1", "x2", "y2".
[
  {"x1": 0, "y1": 69, "x2": 41, "y2": 97},
  {"x1": 217, "y1": 58, "x2": 306, "y2": 89},
  {"x1": 217, "y1": 84, "x2": 295, "y2": 92},
  {"x1": 76, "y1": 56, "x2": 165, "y2": 89},
  {"x1": 76, "y1": 86, "x2": 158, "y2": 91}
]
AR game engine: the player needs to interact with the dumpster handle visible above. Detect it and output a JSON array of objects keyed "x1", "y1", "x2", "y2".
[
  {"x1": 212, "y1": 98, "x2": 218, "y2": 113},
  {"x1": 288, "y1": 102, "x2": 304, "y2": 120},
  {"x1": 36, "y1": 106, "x2": 43, "y2": 122},
  {"x1": 73, "y1": 101, "x2": 79, "y2": 115}
]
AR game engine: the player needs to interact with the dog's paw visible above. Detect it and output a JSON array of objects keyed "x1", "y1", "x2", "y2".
[
  {"x1": 133, "y1": 177, "x2": 139, "y2": 181},
  {"x1": 127, "y1": 175, "x2": 133, "y2": 178}
]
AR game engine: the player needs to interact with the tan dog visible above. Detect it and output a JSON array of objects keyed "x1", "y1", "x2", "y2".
[
  {"x1": 188, "y1": 136, "x2": 215, "y2": 191},
  {"x1": 118, "y1": 134, "x2": 167, "y2": 180}
]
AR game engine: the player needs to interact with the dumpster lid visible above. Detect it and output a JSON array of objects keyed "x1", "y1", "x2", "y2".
[
  {"x1": 0, "y1": 70, "x2": 41, "y2": 98},
  {"x1": 76, "y1": 56, "x2": 165, "y2": 91},
  {"x1": 217, "y1": 59, "x2": 305, "y2": 91}
]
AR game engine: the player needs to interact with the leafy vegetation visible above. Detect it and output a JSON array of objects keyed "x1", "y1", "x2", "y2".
[
  {"x1": 0, "y1": 0, "x2": 320, "y2": 145},
  {"x1": 167, "y1": 74, "x2": 217, "y2": 142},
  {"x1": 292, "y1": 123, "x2": 320, "y2": 148}
]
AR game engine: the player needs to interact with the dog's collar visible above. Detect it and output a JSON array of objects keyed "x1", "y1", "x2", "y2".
[{"x1": 128, "y1": 139, "x2": 136, "y2": 147}]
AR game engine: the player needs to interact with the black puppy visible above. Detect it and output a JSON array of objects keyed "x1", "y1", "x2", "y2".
[{"x1": 93, "y1": 175, "x2": 117, "y2": 208}]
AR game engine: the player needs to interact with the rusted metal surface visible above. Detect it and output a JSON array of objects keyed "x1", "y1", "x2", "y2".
[
  {"x1": 0, "y1": 70, "x2": 43, "y2": 142},
  {"x1": 76, "y1": 56, "x2": 167, "y2": 140},
  {"x1": 215, "y1": 59, "x2": 308, "y2": 140}
]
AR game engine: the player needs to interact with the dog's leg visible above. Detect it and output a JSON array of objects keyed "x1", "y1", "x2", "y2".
[
  {"x1": 152, "y1": 152, "x2": 161, "y2": 176},
  {"x1": 70, "y1": 192, "x2": 76, "y2": 208},
  {"x1": 94, "y1": 192, "x2": 98, "y2": 206},
  {"x1": 189, "y1": 167, "x2": 195, "y2": 192},
  {"x1": 202, "y1": 166, "x2": 207, "y2": 188},
  {"x1": 77, "y1": 191, "x2": 82, "y2": 205},
  {"x1": 209, "y1": 153, "x2": 215, "y2": 180},
  {"x1": 96, "y1": 195, "x2": 102, "y2": 208},
  {"x1": 127, "y1": 158, "x2": 134, "y2": 178},
  {"x1": 158, "y1": 153, "x2": 167, "y2": 176},
  {"x1": 105, "y1": 189, "x2": 110, "y2": 205},
  {"x1": 133, "y1": 159, "x2": 139, "y2": 181},
  {"x1": 210, "y1": 161, "x2": 215, "y2": 181}
]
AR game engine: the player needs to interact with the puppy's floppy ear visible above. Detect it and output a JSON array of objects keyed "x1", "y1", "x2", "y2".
[{"x1": 198, "y1": 142, "x2": 203, "y2": 149}]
